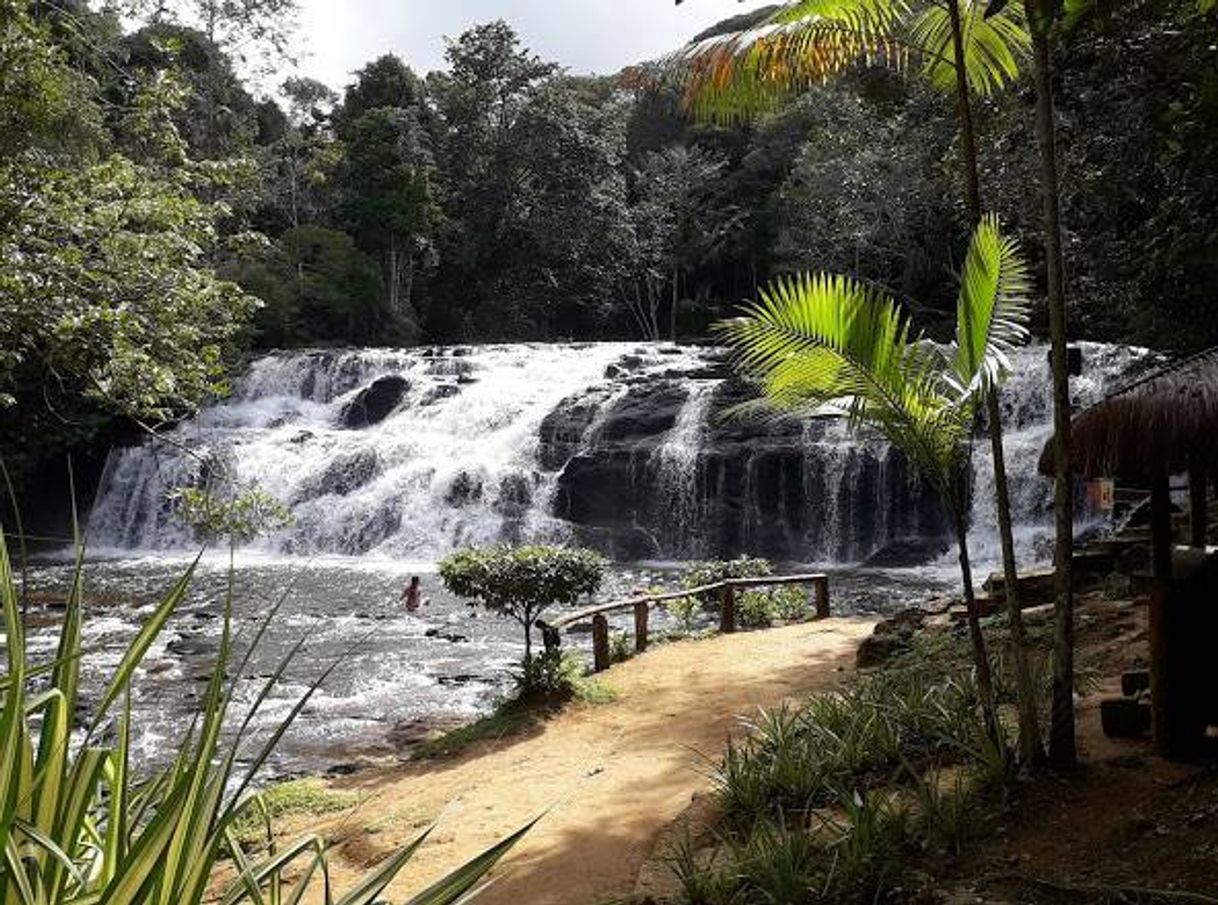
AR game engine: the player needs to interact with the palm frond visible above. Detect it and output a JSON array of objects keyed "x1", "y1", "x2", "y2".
[
  {"x1": 950, "y1": 214, "x2": 1031, "y2": 396},
  {"x1": 908, "y1": 0, "x2": 1029, "y2": 96},
  {"x1": 715, "y1": 272, "x2": 970, "y2": 494},
  {"x1": 674, "y1": 0, "x2": 909, "y2": 122}
]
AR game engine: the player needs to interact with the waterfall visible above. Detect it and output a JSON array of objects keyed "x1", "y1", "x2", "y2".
[
  {"x1": 87, "y1": 341, "x2": 1153, "y2": 565},
  {"x1": 650, "y1": 381, "x2": 715, "y2": 557}
]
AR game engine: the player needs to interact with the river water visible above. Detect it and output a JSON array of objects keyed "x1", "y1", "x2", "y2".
[{"x1": 21, "y1": 553, "x2": 953, "y2": 776}]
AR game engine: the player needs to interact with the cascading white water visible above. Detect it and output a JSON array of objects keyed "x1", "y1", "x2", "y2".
[
  {"x1": 87, "y1": 344, "x2": 712, "y2": 558},
  {"x1": 651, "y1": 381, "x2": 715, "y2": 556},
  {"x1": 87, "y1": 340, "x2": 1154, "y2": 566},
  {"x1": 962, "y1": 342, "x2": 1157, "y2": 567}
]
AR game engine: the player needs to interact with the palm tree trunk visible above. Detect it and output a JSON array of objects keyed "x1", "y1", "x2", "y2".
[
  {"x1": 986, "y1": 389, "x2": 1045, "y2": 762},
  {"x1": 947, "y1": 0, "x2": 1042, "y2": 761},
  {"x1": 945, "y1": 0, "x2": 982, "y2": 219},
  {"x1": 954, "y1": 509, "x2": 1001, "y2": 743},
  {"x1": 1025, "y1": 3, "x2": 1077, "y2": 769}
]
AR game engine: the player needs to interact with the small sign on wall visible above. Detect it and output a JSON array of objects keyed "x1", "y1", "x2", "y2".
[{"x1": 1087, "y1": 478, "x2": 1115, "y2": 512}]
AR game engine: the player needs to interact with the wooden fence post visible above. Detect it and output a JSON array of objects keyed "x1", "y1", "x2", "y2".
[
  {"x1": 633, "y1": 601, "x2": 649, "y2": 653},
  {"x1": 592, "y1": 614, "x2": 610, "y2": 673},
  {"x1": 1189, "y1": 450, "x2": 1208, "y2": 550},
  {"x1": 814, "y1": 577, "x2": 830, "y2": 619},
  {"x1": 720, "y1": 584, "x2": 736, "y2": 634},
  {"x1": 539, "y1": 621, "x2": 561, "y2": 654}
]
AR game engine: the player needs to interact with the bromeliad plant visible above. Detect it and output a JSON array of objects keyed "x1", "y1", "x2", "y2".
[
  {"x1": 718, "y1": 214, "x2": 1030, "y2": 743},
  {"x1": 0, "y1": 530, "x2": 533, "y2": 904}
]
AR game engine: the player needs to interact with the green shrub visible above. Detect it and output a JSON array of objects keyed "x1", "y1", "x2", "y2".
[
  {"x1": 610, "y1": 631, "x2": 633, "y2": 664},
  {"x1": 683, "y1": 556, "x2": 773, "y2": 591},
  {"x1": 669, "y1": 793, "x2": 910, "y2": 905},
  {"x1": 736, "y1": 589, "x2": 776, "y2": 628},
  {"x1": 712, "y1": 670, "x2": 985, "y2": 825},
  {"x1": 770, "y1": 585, "x2": 811, "y2": 622},
  {"x1": 512, "y1": 649, "x2": 617, "y2": 704},
  {"x1": 439, "y1": 544, "x2": 607, "y2": 689},
  {"x1": 666, "y1": 594, "x2": 702, "y2": 633}
]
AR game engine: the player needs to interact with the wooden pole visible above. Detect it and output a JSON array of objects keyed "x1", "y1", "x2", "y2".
[
  {"x1": 592, "y1": 614, "x2": 610, "y2": 673},
  {"x1": 633, "y1": 601, "x2": 649, "y2": 653},
  {"x1": 539, "y1": 622, "x2": 561, "y2": 655},
  {"x1": 813, "y1": 577, "x2": 830, "y2": 619},
  {"x1": 720, "y1": 584, "x2": 736, "y2": 634},
  {"x1": 1149, "y1": 469, "x2": 1175, "y2": 756},
  {"x1": 1189, "y1": 450, "x2": 1208, "y2": 550}
]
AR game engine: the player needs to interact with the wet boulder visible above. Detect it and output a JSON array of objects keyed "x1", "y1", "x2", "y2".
[
  {"x1": 338, "y1": 375, "x2": 409, "y2": 429},
  {"x1": 445, "y1": 471, "x2": 484, "y2": 506},
  {"x1": 538, "y1": 388, "x2": 614, "y2": 470},
  {"x1": 493, "y1": 473, "x2": 533, "y2": 518},
  {"x1": 598, "y1": 382, "x2": 688, "y2": 446},
  {"x1": 295, "y1": 449, "x2": 380, "y2": 501},
  {"x1": 863, "y1": 537, "x2": 951, "y2": 568}
]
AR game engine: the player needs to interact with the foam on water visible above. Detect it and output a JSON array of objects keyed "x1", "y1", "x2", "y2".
[{"x1": 86, "y1": 340, "x2": 1155, "y2": 572}]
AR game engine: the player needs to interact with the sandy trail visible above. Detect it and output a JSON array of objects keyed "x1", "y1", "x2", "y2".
[{"x1": 302, "y1": 617, "x2": 876, "y2": 905}]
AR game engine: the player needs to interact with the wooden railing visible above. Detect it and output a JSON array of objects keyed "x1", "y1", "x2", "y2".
[{"x1": 537, "y1": 573, "x2": 830, "y2": 673}]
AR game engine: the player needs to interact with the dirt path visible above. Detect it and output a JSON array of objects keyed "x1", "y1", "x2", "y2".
[{"x1": 300, "y1": 617, "x2": 875, "y2": 905}]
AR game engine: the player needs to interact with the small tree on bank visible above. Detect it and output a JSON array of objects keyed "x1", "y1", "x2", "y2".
[{"x1": 439, "y1": 544, "x2": 607, "y2": 677}]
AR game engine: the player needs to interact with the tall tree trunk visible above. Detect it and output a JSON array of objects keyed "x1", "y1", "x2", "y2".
[
  {"x1": 1024, "y1": 1, "x2": 1077, "y2": 769},
  {"x1": 985, "y1": 390, "x2": 1045, "y2": 761},
  {"x1": 954, "y1": 508, "x2": 1002, "y2": 744},
  {"x1": 387, "y1": 235, "x2": 401, "y2": 317},
  {"x1": 670, "y1": 268, "x2": 679, "y2": 342},
  {"x1": 947, "y1": 0, "x2": 1042, "y2": 761},
  {"x1": 402, "y1": 251, "x2": 416, "y2": 330},
  {"x1": 945, "y1": 0, "x2": 982, "y2": 218}
]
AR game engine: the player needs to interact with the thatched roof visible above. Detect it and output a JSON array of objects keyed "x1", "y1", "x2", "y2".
[{"x1": 1038, "y1": 348, "x2": 1218, "y2": 479}]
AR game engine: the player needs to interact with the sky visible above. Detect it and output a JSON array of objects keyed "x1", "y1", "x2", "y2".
[{"x1": 295, "y1": 0, "x2": 759, "y2": 91}]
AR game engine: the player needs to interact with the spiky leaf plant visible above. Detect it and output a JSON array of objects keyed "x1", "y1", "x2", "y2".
[{"x1": 0, "y1": 528, "x2": 533, "y2": 903}]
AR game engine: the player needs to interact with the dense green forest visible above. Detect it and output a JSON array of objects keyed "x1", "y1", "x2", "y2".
[{"x1": 2, "y1": 0, "x2": 1216, "y2": 508}]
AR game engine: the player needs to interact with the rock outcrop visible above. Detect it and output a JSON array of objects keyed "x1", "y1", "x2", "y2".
[{"x1": 338, "y1": 375, "x2": 409, "y2": 428}]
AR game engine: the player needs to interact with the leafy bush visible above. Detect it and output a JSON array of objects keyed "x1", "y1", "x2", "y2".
[
  {"x1": 682, "y1": 556, "x2": 773, "y2": 591},
  {"x1": 666, "y1": 594, "x2": 702, "y2": 633},
  {"x1": 439, "y1": 545, "x2": 606, "y2": 681},
  {"x1": 668, "y1": 792, "x2": 910, "y2": 905},
  {"x1": 682, "y1": 557, "x2": 775, "y2": 627},
  {"x1": 610, "y1": 631, "x2": 633, "y2": 664},
  {"x1": 736, "y1": 589, "x2": 776, "y2": 628},
  {"x1": 168, "y1": 484, "x2": 295, "y2": 543},
  {"x1": 0, "y1": 530, "x2": 532, "y2": 904},
  {"x1": 770, "y1": 585, "x2": 811, "y2": 622}
]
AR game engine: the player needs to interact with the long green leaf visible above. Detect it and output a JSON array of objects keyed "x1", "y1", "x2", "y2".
[
  {"x1": 401, "y1": 816, "x2": 542, "y2": 905},
  {"x1": 951, "y1": 214, "x2": 1032, "y2": 396},
  {"x1": 220, "y1": 834, "x2": 329, "y2": 905},
  {"x1": 674, "y1": 0, "x2": 907, "y2": 122},
  {"x1": 334, "y1": 825, "x2": 435, "y2": 905},
  {"x1": 86, "y1": 551, "x2": 203, "y2": 735},
  {"x1": 0, "y1": 531, "x2": 29, "y2": 867}
]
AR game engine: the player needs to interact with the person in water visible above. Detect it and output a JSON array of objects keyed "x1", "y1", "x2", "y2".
[{"x1": 402, "y1": 575, "x2": 427, "y2": 612}]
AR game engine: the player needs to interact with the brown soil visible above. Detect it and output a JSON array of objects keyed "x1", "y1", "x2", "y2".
[
  {"x1": 282, "y1": 595, "x2": 1218, "y2": 904},
  {"x1": 924, "y1": 593, "x2": 1218, "y2": 903},
  {"x1": 290, "y1": 617, "x2": 878, "y2": 905}
]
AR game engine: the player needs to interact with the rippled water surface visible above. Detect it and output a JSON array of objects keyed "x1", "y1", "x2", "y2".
[{"x1": 20, "y1": 553, "x2": 954, "y2": 776}]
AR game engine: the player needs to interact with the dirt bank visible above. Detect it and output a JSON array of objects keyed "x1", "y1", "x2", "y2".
[{"x1": 289, "y1": 617, "x2": 878, "y2": 904}]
